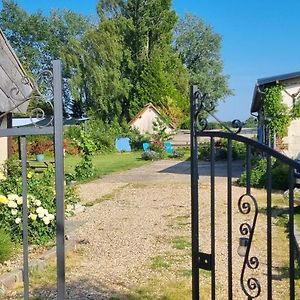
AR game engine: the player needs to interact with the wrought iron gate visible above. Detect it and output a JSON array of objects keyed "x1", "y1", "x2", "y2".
[
  {"x1": 0, "y1": 60, "x2": 65, "y2": 299},
  {"x1": 190, "y1": 85, "x2": 300, "y2": 299}
]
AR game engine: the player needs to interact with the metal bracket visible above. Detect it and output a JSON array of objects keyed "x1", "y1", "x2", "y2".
[{"x1": 198, "y1": 252, "x2": 212, "y2": 271}]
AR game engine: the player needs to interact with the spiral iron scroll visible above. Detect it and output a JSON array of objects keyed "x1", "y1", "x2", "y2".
[
  {"x1": 1, "y1": 70, "x2": 54, "y2": 127},
  {"x1": 238, "y1": 193, "x2": 261, "y2": 299},
  {"x1": 193, "y1": 91, "x2": 243, "y2": 134}
]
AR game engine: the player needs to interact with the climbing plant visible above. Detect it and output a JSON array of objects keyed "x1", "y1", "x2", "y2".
[
  {"x1": 291, "y1": 98, "x2": 300, "y2": 119},
  {"x1": 263, "y1": 85, "x2": 291, "y2": 138}
]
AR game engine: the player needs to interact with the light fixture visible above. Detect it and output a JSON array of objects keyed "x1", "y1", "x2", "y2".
[{"x1": 237, "y1": 237, "x2": 249, "y2": 257}]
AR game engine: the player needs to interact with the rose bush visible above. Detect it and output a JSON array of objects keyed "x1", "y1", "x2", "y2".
[{"x1": 0, "y1": 159, "x2": 79, "y2": 244}]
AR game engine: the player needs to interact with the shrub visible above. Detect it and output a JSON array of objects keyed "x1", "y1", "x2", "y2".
[
  {"x1": 0, "y1": 229, "x2": 14, "y2": 263},
  {"x1": 150, "y1": 140, "x2": 165, "y2": 154},
  {"x1": 0, "y1": 160, "x2": 79, "y2": 244},
  {"x1": 73, "y1": 130, "x2": 96, "y2": 180},
  {"x1": 198, "y1": 142, "x2": 211, "y2": 161},
  {"x1": 238, "y1": 158, "x2": 289, "y2": 190},
  {"x1": 168, "y1": 148, "x2": 185, "y2": 159},
  {"x1": 141, "y1": 150, "x2": 161, "y2": 161}
]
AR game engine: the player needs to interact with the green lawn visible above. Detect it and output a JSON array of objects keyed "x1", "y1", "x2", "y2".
[{"x1": 64, "y1": 151, "x2": 148, "y2": 180}]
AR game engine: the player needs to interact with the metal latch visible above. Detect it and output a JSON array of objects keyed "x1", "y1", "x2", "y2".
[{"x1": 198, "y1": 252, "x2": 212, "y2": 271}]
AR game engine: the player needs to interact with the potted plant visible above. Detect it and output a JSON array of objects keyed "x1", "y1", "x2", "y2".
[{"x1": 31, "y1": 142, "x2": 45, "y2": 162}]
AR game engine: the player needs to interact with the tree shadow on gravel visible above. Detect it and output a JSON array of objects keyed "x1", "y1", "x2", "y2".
[
  {"x1": 159, "y1": 160, "x2": 244, "y2": 178},
  {"x1": 7, "y1": 277, "x2": 134, "y2": 300}
]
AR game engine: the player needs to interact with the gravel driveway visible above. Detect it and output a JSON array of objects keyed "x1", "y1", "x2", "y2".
[{"x1": 11, "y1": 160, "x2": 294, "y2": 299}]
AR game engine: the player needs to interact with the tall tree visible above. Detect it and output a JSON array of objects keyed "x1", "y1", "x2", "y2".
[
  {"x1": 0, "y1": 0, "x2": 92, "y2": 117},
  {"x1": 175, "y1": 13, "x2": 232, "y2": 102}
]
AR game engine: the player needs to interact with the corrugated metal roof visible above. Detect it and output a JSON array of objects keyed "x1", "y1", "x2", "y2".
[{"x1": 251, "y1": 71, "x2": 300, "y2": 113}]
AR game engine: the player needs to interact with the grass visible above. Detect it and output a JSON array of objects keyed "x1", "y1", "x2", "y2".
[
  {"x1": 171, "y1": 236, "x2": 191, "y2": 250},
  {"x1": 64, "y1": 151, "x2": 148, "y2": 181},
  {"x1": 5, "y1": 247, "x2": 84, "y2": 300}
]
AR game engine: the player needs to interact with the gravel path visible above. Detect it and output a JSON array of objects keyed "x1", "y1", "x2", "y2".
[{"x1": 7, "y1": 160, "x2": 293, "y2": 299}]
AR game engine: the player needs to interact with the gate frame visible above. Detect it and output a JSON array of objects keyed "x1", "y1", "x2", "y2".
[
  {"x1": 190, "y1": 85, "x2": 300, "y2": 300},
  {"x1": 0, "y1": 60, "x2": 65, "y2": 299}
]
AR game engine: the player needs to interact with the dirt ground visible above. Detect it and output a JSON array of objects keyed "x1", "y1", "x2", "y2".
[{"x1": 5, "y1": 160, "x2": 298, "y2": 299}]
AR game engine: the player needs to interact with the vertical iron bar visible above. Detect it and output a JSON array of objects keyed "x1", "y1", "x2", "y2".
[
  {"x1": 190, "y1": 85, "x2": 199, "y2": 300},
  {"x1": 210, "y1": 137, "x2": 215, "y2": 300},
  {"x1": 246, "y1": 145, "x2": 251, "y2": 195},
  {"x1": 289, "y1": 166, "x2": 295, "y2": 300},
  {"x1": 266, "y1": 155, "x2": 272, "y2": 300},
  {"x1": 21, "y1": 137, "x2": 29, "y2": 300},
  {"x1": 227, "y1": 139, "x2": 233, "y2": 299},
  {"x1": 53, "y1": 60, "x2": 65, "y2": 300}
]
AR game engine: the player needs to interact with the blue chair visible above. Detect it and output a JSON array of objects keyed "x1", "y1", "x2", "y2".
[
  {"x1": 164, "y1": 142, "x2": 173, "y2": 153},
  {"x1": 115, "y1": 137, "x2": 131, "y2": 152},
  {"x1": 143, "y1": 142, "x2": 150, "y2": 152}
]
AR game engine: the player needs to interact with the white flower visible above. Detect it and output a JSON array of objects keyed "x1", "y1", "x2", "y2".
[
  {"x1": 7, "y1": 194, "x2": 19, "y2": 201},
  {"x1": 35, "y1": 200, "x2": 41, "y2": 207},
  {"x1": 11, "y1": 209, "x2": 18, "y2": 215},
  {"x1": 48, "y1": 214, "x2": 55, "y2": 221},
  {"x1": 15, "y1": 217, "x2": 21, "y2": 224},
  {"x1": 16, "y1": 197, "x2": 23, "y2": 205},
  {"x1": 42, "y1": 216, "x2": 50, "y2": 225},
  {"x1": 7, "y1": 200, "x2": 17, "y2": 208},
  {"x1": 36, "y1": 207, "x2": 44, "y2": 215},
  {"x1": 38, "y1": 213, "x2": 44, "y2": 219},
  {"x1": 29, "y1": 214, "x2": 37, "y2": 221},
  {"x1": 43, "y1": 209, "x2": 49, "y2": 216}
]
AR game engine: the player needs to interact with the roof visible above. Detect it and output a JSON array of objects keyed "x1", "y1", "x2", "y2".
[
  {"x1": 251, "y1": 71, "x2": 300, "y2": 113},
  {"x1": 12, "y1": 117, "x2": 89, "y2": 127},
  {"x1": 0, "y1": 28, "x2": 32, "y2": 113},
  {"x1": 128, "y1": 103, "x2": 176, "y2": 129}
]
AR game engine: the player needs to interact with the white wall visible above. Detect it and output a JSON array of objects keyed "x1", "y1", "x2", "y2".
[{"x1": 0, "y1": 116, "x2": 8, "y2": 166}]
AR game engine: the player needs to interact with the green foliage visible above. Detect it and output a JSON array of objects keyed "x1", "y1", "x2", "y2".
[
  {"x1": 175, "y1": 13, "x2": 232, "y2": 103},
  {"x1": 149, "y1": 140, "x2": 165, "y2": 154},
  {"x1": 238, "y1": 158, "x2": 289, "y2": 190},
  {"x1": 263, "y1": 85, "x2": 291, "y2": 138},
  {"x1": 152, "y1": 118, "x2": 174, "y2": 142},
  {"x1": 141, "y1": 150, "x2": 161, "y2": 161},
  {"x1": 198, "y1": 139, "x2": 246, "y2": 161},
  {"x1": 73, "y1": 129, "x2": 96, "y2": 180},
  {"x1": 0, "y1": 160, "x2": 78, "y2": 244},
  {"x1": 292, "y1": 99, "x2": 300, "y2": 119},
  {"x1": 244, "y1": 116, "x2": 257, "y2": 128},
  {"x1": 0, "y1": 228, "x2": 15, "y2": 263}
]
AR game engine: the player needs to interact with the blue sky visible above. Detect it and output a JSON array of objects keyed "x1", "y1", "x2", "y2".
[{"x1": 1, "y1": 0, "x2": 300, "y2": 121}]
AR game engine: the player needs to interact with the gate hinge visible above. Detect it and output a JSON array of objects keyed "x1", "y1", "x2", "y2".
[{"x1": 198, "y1": 252, "x2": 212, "y2": 271}]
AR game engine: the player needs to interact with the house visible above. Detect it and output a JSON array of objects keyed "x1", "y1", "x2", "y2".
[
  {"x1": 129, "y1": 103, "x2": 175, "y2": 134},
  {"x1": 251, "y1": 71, "x2": 300, "y2": 157},
  {"x1": 0, "y1": 28, "x2": 32, "y2": 166}
]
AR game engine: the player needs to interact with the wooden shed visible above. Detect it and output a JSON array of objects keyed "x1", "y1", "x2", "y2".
[
  {"x1": 0, "y1": 28, "x2": 32, "y2": 165},
  {"x1": 129, "y1": 103, "x2": 175, "y2": 134}
]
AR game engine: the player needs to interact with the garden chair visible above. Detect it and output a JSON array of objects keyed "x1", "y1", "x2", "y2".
[
  {"x1": 164, "y1": 141, "x2": 173, "y2": 154},
  {"x1": 142, "y1": 142, "x2": 150, "y2": 152}
]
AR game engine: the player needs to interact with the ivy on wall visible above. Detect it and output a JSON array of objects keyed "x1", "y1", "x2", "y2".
[
  {"x1": 291, "y1": 99, "x2": 300, "y2": 119},
  {"x1": 263, "y1": 85, "x2": 291, "y2": 138}
]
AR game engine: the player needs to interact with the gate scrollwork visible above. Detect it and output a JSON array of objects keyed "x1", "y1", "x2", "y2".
[
  {"x1": 238, "y1": 193, "x2": 261, "y2": 299},
  {"x1": 193, "y1": 90, "x2": 243, "y2": 134},
  {"x1": 1, "y1": 70, "x2": 54, "y2": 127}
]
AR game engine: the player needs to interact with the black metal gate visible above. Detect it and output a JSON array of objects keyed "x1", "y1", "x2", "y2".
[
  {"x1": 190, "y1": 85, "x2": 300, "y2": 299},
  {"x1": 0, "y1": 60, "x2": 65, "y2": 299}
]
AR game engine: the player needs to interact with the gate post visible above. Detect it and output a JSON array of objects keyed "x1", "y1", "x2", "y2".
[
  {"x1": 190, "y1": 85, "x2": 199, "y2": 300},
  {"x1": 53, "y1": 60, "x2": 65, "y2": 299}
]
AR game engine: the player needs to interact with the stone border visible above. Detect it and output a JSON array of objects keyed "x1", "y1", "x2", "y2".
[{"x1": 0, "y1": 234, "x2": 76, "y2": 295}]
